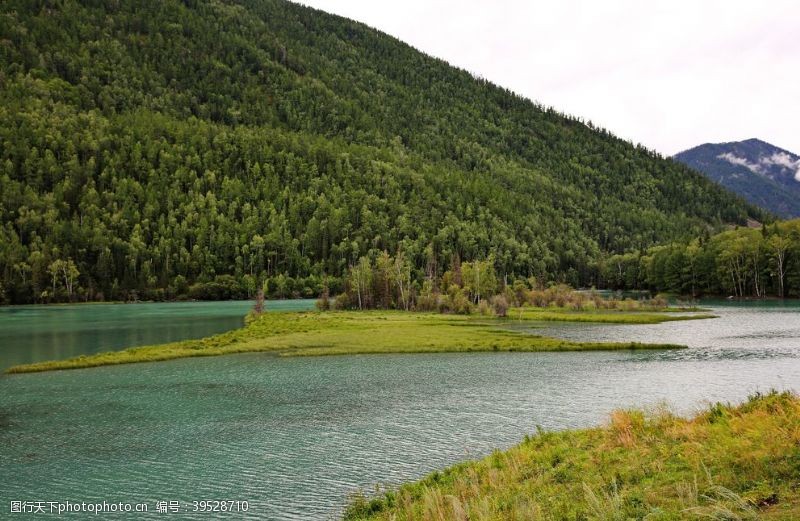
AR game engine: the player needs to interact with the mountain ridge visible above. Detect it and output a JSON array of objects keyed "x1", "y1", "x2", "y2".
[{"x1": 674, "y1": 138, "x2": 800, "y2": 218}]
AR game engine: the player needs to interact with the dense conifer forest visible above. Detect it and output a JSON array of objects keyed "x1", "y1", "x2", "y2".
[{"x1": 0, "y1": 0, "x2": 765, "y2": 304}]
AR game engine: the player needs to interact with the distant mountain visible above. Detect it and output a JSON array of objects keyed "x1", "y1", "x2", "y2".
[{"x1": 675, "y1": 139, "x2": 800, "y2": 218}]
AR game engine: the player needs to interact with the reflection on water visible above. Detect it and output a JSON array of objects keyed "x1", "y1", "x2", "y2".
[
  {"x1": 0, "y1": 300, "x2": 315, "y2": 370},
  {"x1": 0, "y1": 302, "x2": 798, "y2": 520}
]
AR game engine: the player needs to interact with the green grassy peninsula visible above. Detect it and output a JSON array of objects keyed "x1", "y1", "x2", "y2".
[{"x1": 5, "y1": 307, "x2": 710, "y2": 374}]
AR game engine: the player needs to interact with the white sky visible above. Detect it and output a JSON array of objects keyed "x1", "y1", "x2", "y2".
[{"x1": 295, "y1": 1, "x2": 800, "y2": 156}]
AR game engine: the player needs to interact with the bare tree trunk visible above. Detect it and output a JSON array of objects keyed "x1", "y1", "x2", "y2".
[
  {"x1": 356, "y1": 269, "x2": 362, "y2": 310},
  {"x1": 394, "y1": 261, "x2": 407, "y2": 311},
  {"x1": 751, "y1": 251, "x2": 761, "y2": 298}
]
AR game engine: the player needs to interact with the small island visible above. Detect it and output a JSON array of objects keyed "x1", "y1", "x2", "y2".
[{"x1": 5, "y1": 303, "x2": 712, "y2": 374}]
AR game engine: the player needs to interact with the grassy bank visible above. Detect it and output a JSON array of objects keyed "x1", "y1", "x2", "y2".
[
  {"x1": 345, "y1": 391, "x2": 800, "y2": 520},
  {"x1": 512, "y1": 307, "x2": 714, "y2": 324},
  {"x1": 5, "y1": 308, "x2": 709, "y2": 374}
]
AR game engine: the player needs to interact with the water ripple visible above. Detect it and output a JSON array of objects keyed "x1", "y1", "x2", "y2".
[{"x1": 1, "y1": 305, "x2": 799, "y2": 519}]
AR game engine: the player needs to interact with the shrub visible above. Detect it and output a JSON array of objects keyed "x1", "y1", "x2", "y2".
[
  {"x1": 253, "y1": 288, "x2": 265, "y2": 314},
  {"x1": 651, "y1": 294, "x2": 668, "y2": 308},
  {"x1": 511, "y1": 279, "x2": 529, "y2": 306},
  {"x1": 316, "y1": 288, "x2": 330, "y2": 311},
  {"x1": 491, "y1": 295, "x2": 509, "y2": 317},
  {"x1": 332, "y1": 292, "x2": 350, "y2": 310},
  {"x1": 444, "y1": 285, "x2": 472, "y2": 314}
]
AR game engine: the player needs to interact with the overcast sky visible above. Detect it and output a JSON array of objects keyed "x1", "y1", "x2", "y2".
[{"x1": 296, "y1": 1, "x2": 799, "y2": 156}]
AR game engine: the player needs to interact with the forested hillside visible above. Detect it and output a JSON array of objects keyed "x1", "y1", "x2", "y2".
[{"x1": 0, "y1": 0, "x2": 763, "y2": 303}]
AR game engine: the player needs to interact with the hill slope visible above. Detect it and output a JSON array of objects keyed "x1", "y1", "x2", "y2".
[
  {"x1": 675, "y1": 139, "x2": 800, "y2": 218},
  {"x1": 0, "y1": 0, "x2": 762, "y2": 303}
]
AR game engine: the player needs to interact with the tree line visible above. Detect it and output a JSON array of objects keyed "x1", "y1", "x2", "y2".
[
  {"x1": 601, "y1": 220, "x2": 800, "y2": 298},
  {"x1": 321, "y1": 251, "x2": 678, "y2": 316}
]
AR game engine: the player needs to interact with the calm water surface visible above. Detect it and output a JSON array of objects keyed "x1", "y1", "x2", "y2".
[
  {"x1": 0, "y1": 300, "x2": 315, "y2": 371},
  {"x1": 1, "y1": 301, "x2": 799, "y2": 519}
]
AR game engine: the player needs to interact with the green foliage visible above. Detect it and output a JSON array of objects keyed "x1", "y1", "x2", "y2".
[
  {"x1": 46, "y1": 258, "x2": 79, "y2": 301},
  {"x1": 0, "y1": 0, "x2": 764, "y2": 304},
  {"x1": 461, "y1": 258, "x2": 498, "y2": 304},
  {"x1": 328, "y1": 253, "x2": 699, "y2": 318},
  {"x1": 603, "y1": 220, "x2": 800, "y2": 297}
]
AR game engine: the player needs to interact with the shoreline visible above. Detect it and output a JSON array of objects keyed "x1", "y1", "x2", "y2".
[
  {"x1": 2, "y1": 294, "x2": 798, "y2": 311},
  {"x1": 5, "y1": 308, "x2": 712, "y2": 374},
  {"x1": 344, "y1": 391, "x2": 800, "y2": 520},
  {"x1": 0, "y1": 297, "x2": 316, "y2": 309}
]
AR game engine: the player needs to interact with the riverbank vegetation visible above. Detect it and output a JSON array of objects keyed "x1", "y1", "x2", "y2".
[
  {"x1": 605, "y1": 219, "x2": 800, "y2": 298},
  {"x1": 5, "y1": 306, "x2": 707, "y2": 373},
  {"x1": 0, "y1": 0, "x2": 762, "y2": 306},
  {"x1": 324, "y1": 254, "x2": 702, "y2": 316},
  {"x1": 512, "y1": 308, "x2": 708, "y2": 324},
  {"x1": 345, "y1": 390, "x2": 800, "y2": 520}
]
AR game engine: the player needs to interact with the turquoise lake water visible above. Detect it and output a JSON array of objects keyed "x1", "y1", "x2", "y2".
[
  {"x1": 0, "y1": 299, "x2": 315, "y2": 371},
  {"x1": 1, "y1": 301, "x2": 799, "y2": 519}
]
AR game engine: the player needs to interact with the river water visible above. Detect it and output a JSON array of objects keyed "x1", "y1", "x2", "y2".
[{"x1": 0, "y1": 301, "x2": 798, "y2": 519}]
